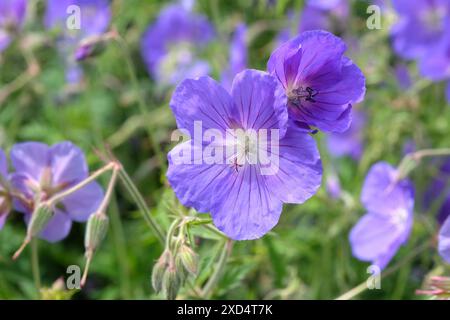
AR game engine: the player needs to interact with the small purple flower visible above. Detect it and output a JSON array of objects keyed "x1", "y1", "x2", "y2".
[
  {"x1": 0, "y1": 149, "x2": 11, "y2": 229},
  {"x1": 167, "y1": 69, "x2": 322, "y2": 240},
  {"x1": 268, "y1": 30, "x2": 366, "y2": 133},
  {"x1": 350, "y1": 162, "x2": 414, "y2": 269},
  {"x1": 439, "y1": 216, "x2": 450, "y2": 263},
  {"x1": 221, "y1": 23, "x2": 248, "y2": 92},
  {"x1": 44, "y1": 0, "x2": 111, "y2": 83},
  {"x1": 141, "y1": 4, "x2": 214, "y2": 86},
  {"x1": 0, "y1": 0, "x2": 27, "y2": 52},
  {"x1": 326, "y1": 109, "x2": 366, "y2": 160},
  {"x1": 391, "y1": 0, "x2": 450, "y2": 60},
  {"x1": 9, "y1": 142, "x2": 104, "y2": 242},
  {"x1": 418, "y1": 31, "x2": 450, "y2": 82}
]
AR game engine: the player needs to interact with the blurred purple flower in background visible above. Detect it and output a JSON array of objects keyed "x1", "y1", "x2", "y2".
[
  {"x1": 167, "y1": 69, "x2": 322, "y2": 240},
  {"x1": 391, "y1": 0, "x2": 450, "y2": 102},
  {"x1": 9, "y1": 142, "x2": 104, "y2": 242},
  {"x1": 391, "y1": 0, "x2": 449, "y2": 60},
  {"x1": 221, "y1": 23, "x2": 248, "y2": 92},
  {"x1": 0, "y1": 149, "x2": 11, "y2": 229},
  {"x1": 141, "y1": 3, "x2": 215, "y2": 86},
  {"x1": 44, "y1": 0, "x2": 111, "y2": 83},
  {"x1": 299, "y1": 0, "x2": 348, "y2": 32},
  {"x1": 424, "y1": 158, "x2": 450, "y2": 225},
  {"x1": 350, "y1": 162, "x2": 414, "y2": 269},
  {"x1": 326, "y1": 173, "x2": 342, "y2": 199},
  {"x1": 327, "y1": 109, "x2": 366, "y2": 160},
  {"x1": 268, "y1": 30, "x2": 365, "y2": 133},
  {"x1": 439, "y1": 216, "x2": 450, "y2": 263},
  {"x1": 394, "y1": 64, "x2": 412, "y2": 90},
  {"x1": 0, "y1": 0, "x2": 27, "y2": 52}
]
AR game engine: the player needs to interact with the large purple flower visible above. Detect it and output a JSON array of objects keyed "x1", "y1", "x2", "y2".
[
  {"x1": 439, "y1": 216, "x2": 450, "y2": 263},
  {"x1": 0, "y1": 0, "x2": 27, "y2": 52},
  {"x1": 9, "y1": 142, "x2": 104, "y2": 242},
  {"x1": 350, "y1": 162, "x2": 414, "y2": 269},
  {"x1": 268, "y1": 30, "x2": 366, "y2": 133},
  {"x1": 167, "y1": 69, "x2": 322, "y2": 240},
  {"x1": 221, "y1": 23, "x2": 248, "y2": 92},
  {"x1": 391, "y1": 0, "x2": 450, "y2": 60},
  {"x1": 0, "y1": 149, "x2": 11, "y2": 229},
  {"x1": 326, "y1": 108, "x2": 366, "y2": 160},
  {"x1": 141, "y1": 4, "x2": 214, "y2": 86},
  {"x1": 44, "y1": 0, "x2": 111, "y2": 83}
]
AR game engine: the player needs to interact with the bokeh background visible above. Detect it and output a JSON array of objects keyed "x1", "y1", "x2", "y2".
[{"x1": 1, "y1": 0, "x2": 450, "y2": 300}]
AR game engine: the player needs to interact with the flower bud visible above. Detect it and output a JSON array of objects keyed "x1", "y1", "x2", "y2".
[
  {"x1": 162, "y1": 263, "x2": 180, "y2": 300},
  {"x1": 84, "y1": 213, "x2": 109, "y2": 253},
  {"x1": 27, "y1": 202, "x2": 54, "y2": 238},
  {"x1": 178, "y1": 244, "x2": 198, "y2": 276},
  {"x1": 151, "y1": 250, "x2": 171, "y2": 293}
]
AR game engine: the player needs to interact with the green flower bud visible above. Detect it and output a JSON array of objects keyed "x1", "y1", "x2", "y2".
[
  {"x1": 84, "y1": 213, "x2": 109, "y2": 253},
  {"x1": 152, "y1": 250, "x2": 171, "y2": 293},
  {"x1": 28, "y1": 203, "x2": 54, "y2": 238},
  {"x1": 178, "y1": 244, "x2": 198, "y2": 276},
  {"x1": 162, "y1": 263, "x2": 180, "y2": 300}
]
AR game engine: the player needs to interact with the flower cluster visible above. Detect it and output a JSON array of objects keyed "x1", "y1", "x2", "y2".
[
  {"x1": 167, "y1": 30, "x2": 366, "y2": 240},
  {"x1": 0, "y1": 142, "x2": 104, "y2": 242},
  {"x1": 391, "y1": 0, "x2": 450, "y2": 102}
]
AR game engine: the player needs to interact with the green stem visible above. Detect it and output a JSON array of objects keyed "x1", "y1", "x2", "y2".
[
  {"x1": 114, "y1": 34, "x2": 167, "y2": 174},
  {"x1": 118, "y1": 168, "x2": 165, "y2": 245},
  {"x1": 30, "y1": 238, "x2": 41, "y2": 299},
  {"x1": 202, "y1": 239, "x2": 233, "y2": 299},
  {"x1": 48, "y1": 162, "x2": 115, "y2": 205},
  {"x1": 335, "y1": 240, "x2": 432, "y2": 300},
  {"x1": 398, "y1": 148, "x2": 450, "y2": 179}
]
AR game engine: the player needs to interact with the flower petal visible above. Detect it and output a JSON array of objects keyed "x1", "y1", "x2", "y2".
[
  {"x1": 167, "y1": 141, "x2": 229, "y2": 213},
  {"x1": 38, "y1": 211, "x2": 73, "y2": 243},
  {"x1": 10, "y1": 142, "x2": 51, "y2": 181},
  {"x1": 438, "y1": 216, "x2": 450, "y2": 263},
  {"x1": 210, "y1": 165, "x2": 283, "y2": 240},
  {"x1": 349, "y1": 212, "x2": 412, "y2": 270},
  {"x1": 170, "y1": 76, "x2": 235, "y2": 136},
  {"x1": 361, "y1": 162, "x2": 415, "y2": 217},
  {"x1": 50, "y1": 141, "x2": 89, "y2": 185},
  {"x1": 231, "y1": 69, "x2": 288, "y2": 135},
  {"x1": 60, "y1": 181, "x2": 104, "y2": 222},
  {"x1": 263, "y1": 123, "x2": 322, "y2": 203}
]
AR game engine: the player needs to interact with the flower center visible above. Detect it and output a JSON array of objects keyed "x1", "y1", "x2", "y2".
[
  {"x1": 390, "y1": 208, "x2": 408, "y2": 228},
  {"x1": 288, "y1": 86, "x2": 319, "y2": 106},
  {"x1": 421, "y1": 5, "x2": 446, "y2": 32}
]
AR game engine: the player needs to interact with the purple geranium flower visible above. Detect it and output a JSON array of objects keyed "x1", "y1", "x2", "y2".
[
  {"x1": 9, "y1": 142, "x2": 104, "y2": 242},
  {"x1": 439, "y1": 215, "x2": 450, "y2": 263},
  {"x1": 391, "y1": 0, "x2": 450, "y2": 60},
  {"x1": 350, "y1": 162, "x2": 414, "y2": 269},
  {"x1": 141, "y1": 3, "x2": 214, "y2": 86},
  {"x1": 268, "y1": 30, "x2": 366, "y2": 133},
  {"x1": 167, "y1": 69, "x2": 322, "y2": 240},
  {"x1": 326, "y1": 108, "x2": 366, "y2": 160},
  {"x1": 0, "y1": 0, "x2": 27, "y2": 52},
  {"x1": 44, "y1": 0, "x2": 111, "y2": 83},
  {"x1": 0, "y1": 149, "x2": 11, "y2": 229},
  {"x1": 221, "y1": 23, "x2": 248, "y2": 92}
]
